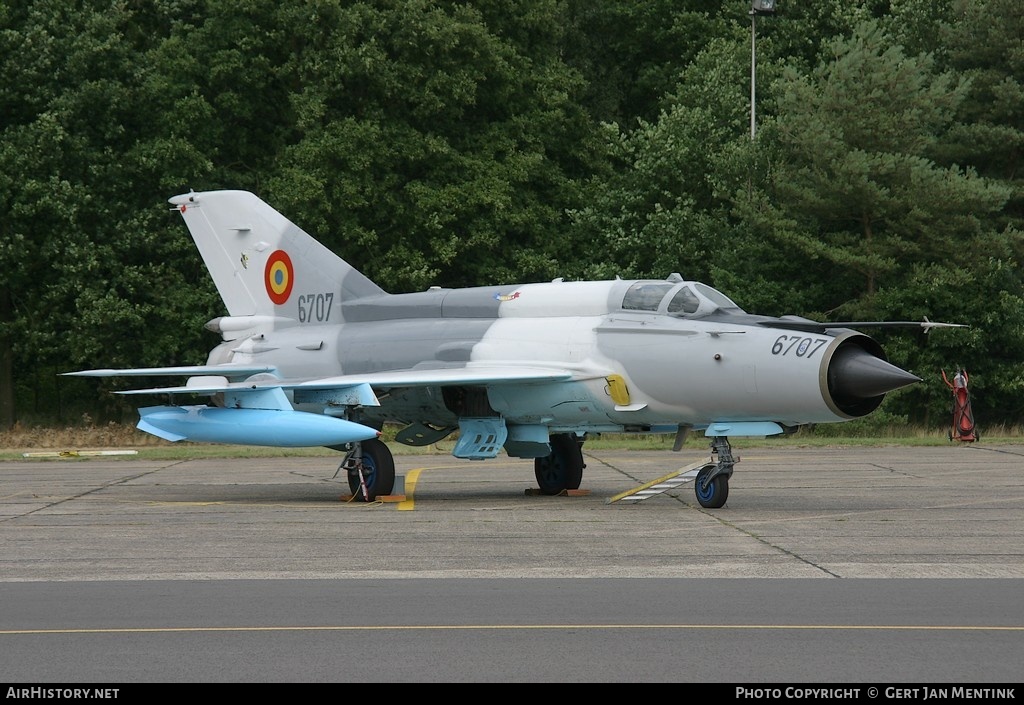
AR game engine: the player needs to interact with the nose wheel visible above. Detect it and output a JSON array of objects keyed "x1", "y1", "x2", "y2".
[
  {"x1": 695, "y1": 465, "x2": 729, "y2": 508},
  {"x1": 695, "y1": 436, "x2": 735, "y2": 508}
]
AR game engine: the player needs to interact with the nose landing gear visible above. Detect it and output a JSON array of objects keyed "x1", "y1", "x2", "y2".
[{"x1": 695, "y1": 436, "x2": 736, "y2": 508}]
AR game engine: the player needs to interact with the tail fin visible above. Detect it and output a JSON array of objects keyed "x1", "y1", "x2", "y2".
[{"x1": 169, "y1": 190, "x2": 385, "y2": 321}]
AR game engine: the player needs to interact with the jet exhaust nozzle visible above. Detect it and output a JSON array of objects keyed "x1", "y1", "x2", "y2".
[{"x1": 137, "y1": 405, "x2": 380, "y2": 447}]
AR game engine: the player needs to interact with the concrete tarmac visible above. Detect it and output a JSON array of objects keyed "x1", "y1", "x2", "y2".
[
  {"x1": 2, "y1": 443, "x2": 1023, "y2": 580},
  {"x1": 2, "y1": 443, "x2": 1023, "y2": 683}
]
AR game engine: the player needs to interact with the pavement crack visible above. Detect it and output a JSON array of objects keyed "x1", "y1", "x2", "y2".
[
  {"x1": 681, "y1": 501, "x2": 845, "y2": 578},
  {"x1": 0, "y1": 461, "x2": 188, "y2": 523}
]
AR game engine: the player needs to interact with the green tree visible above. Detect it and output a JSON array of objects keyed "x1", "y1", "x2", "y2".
[
  {"x1": 0, "y1": 0, "x2": 223, "y2": 425},
  {"x1": 749, "y1": 20, "x2": 1008, "y2": 311},
  {"x1": 568, "y1": 33, "x2": 755, "y2": 283},
  {"x1": 938, "y1": 0, "x2": 1024, "y2": 231},
  {"x1": 743, "y1": 20, "x2": 1017, "y2": 422},
  {"x1": 562, "y1": 0, "x2": 735, "y2": 127},
  {"x1": 263, "y1": 0, "x2": 601, "y2": 291},
  {"x1": 4, "y1": 1, "x2": 1024, "y2": 430}
]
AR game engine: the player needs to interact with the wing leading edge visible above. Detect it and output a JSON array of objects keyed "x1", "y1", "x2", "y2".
[
  {"x1": 65, "y1": 364, "x2": 585, "y2": 448},
  {"x1": 65, "y1": 364, "x2": 582, "y2": 399}
]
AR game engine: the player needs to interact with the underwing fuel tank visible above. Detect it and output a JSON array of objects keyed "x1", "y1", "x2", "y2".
[{"x1": 137, "y1": 406, "x2": 380, "y2": 447}]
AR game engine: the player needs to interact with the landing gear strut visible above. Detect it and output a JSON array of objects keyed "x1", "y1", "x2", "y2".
[
  {"x1": 695, "y1": 436, "x2": 735, "y2": 508},
  {"x1": 339, "y1": 438, "x2": 396, "y2": 501}
]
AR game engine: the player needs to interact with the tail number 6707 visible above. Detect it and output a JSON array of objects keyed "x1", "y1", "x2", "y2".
[
  {"x1": 298, "y1": 293, "x2": 334, "y2": 323},
  {"x1": 771, "y1": 335, "x2": 828, "y2": 358}
]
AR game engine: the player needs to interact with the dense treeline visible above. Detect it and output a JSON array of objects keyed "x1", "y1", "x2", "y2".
[{"x1": 1, "y1": 0, "x2": 1021, "y2": 430}]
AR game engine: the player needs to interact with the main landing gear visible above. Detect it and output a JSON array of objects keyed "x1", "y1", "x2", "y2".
[
  {"x1": 339, "y1": 438, "x2": 396, "y2": 501},
  {"x1": 338, "y1": 432, "x2": 585, "y2": 501},
  {"x1": 695, "y1": 436, "x2": 736, "y2": 509},
  {"x1": 534, "y1": 433, "x2": 586, "y2": 495}
]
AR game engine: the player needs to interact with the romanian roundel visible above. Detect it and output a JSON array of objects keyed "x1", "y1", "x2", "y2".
[{"x1": 264, "y1": 250, "x2": 294, "y2": 305}]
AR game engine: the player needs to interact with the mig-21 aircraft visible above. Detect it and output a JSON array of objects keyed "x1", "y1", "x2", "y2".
[{"x1": 67, "y1": 190, "x2": 963, "y2": 508}]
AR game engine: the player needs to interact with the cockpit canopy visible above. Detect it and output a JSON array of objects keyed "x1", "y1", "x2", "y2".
[{"x1": 620, "y1": 277, "x2": 744, "y2": 318}]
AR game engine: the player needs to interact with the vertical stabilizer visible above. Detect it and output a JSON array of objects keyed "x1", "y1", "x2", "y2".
[{"x1": 168, "y1": 190, "x2": 385, "y2": 320}]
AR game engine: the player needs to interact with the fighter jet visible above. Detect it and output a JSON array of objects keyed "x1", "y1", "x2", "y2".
[{"x1": 67, "y1": 190, "x2": 963, "y2": 508}]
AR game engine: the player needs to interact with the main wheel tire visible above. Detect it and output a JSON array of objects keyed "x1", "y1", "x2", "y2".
[
  {"x1": 695, "y1": 465, "x2": 729, "y2": 508},
  {"x1": 346, "y1": 438, "x2": 396, "y2": 501},
  {"x1": 534, "y1": 433, "x2": 585, "y2": 495}
]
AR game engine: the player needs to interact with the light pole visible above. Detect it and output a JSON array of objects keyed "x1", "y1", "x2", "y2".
[{"x1": 750, "y1": 0, "x2": 776, "y2": 139}]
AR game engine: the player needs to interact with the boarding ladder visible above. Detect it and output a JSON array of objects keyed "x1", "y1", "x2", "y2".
[{"x1": 605, "y1": 458, "x2": 714, "y2": 504}]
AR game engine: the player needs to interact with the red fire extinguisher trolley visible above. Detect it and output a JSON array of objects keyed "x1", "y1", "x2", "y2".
[{"x1": 942, "y1": 368, "x2": 978, "y2": 442}]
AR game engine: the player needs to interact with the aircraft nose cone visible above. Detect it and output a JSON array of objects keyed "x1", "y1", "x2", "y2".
[{"x1": 828, "y1": 345, "x2": 921, "y2": 399}]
